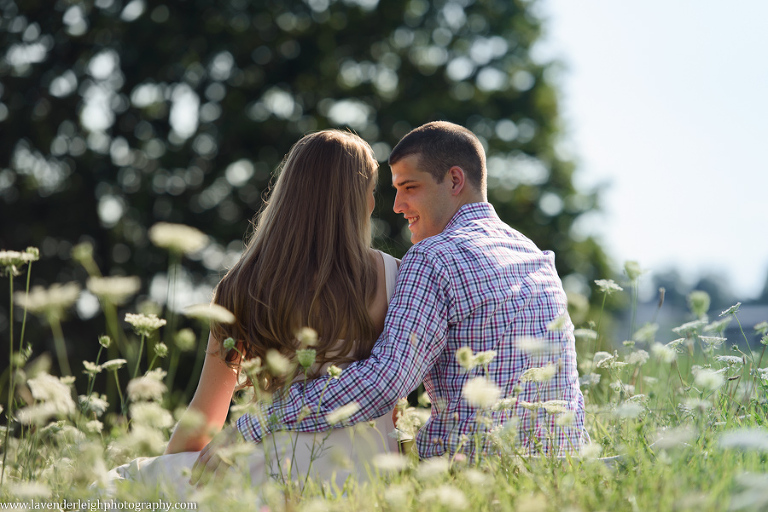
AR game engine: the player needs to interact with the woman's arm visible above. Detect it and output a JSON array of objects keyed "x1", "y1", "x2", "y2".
[{"x1": 165, "y1": 333, "x2": 240, "y2": 454}]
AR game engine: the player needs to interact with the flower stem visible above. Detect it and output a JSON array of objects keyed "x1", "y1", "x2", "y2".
[
  {"x1": 113, "y1": 370, "x2": 126, "y2": 415},
  {"x1": 1, "y1": 273, "x2": 14, "y2": 487},
  {"x1": 133, "y1": 334, "x2": 146, "y2": 379},
  {"x1": 49, "y1": 316, "x2": 72, "y2": 377}
]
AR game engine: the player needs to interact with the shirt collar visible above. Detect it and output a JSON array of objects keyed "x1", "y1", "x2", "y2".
[{"x1": 443, "y1": 202, "x2": 498, "y2": 233}]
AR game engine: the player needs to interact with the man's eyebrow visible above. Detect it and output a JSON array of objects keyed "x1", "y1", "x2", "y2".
[{"x1": 393, "y1": 178, "x2": 418, "y2": 188}]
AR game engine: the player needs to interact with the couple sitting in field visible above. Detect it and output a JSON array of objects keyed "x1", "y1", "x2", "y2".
[{"x1": 108, "y1": 121, "x2": 587, "y2": 493}]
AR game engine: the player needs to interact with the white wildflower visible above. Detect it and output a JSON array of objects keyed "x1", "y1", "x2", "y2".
[
  {"x1": 14, "y1": 282, "x2": 81, "y2": 320},
  {"x1": 27, "y1": 373, "x2": 74, "y2": 405},
  {"x1": 372, "y1": 452, "x2": 408, "y2": 473},
  {"x1": 79, "y1": 394, "x2": 109, "y2": 417},
  {"x1": 574, "y1": 328, "x2": 598, "y2": 341},
  {"x1": 125, "y1": 313, "x2": 166, "y2": 337},
  {"x1": 184, "y1": 303, "x2": 236, "y2": 324},
  {"x1": 593, "y1": 351, "x2": 613, "y2": 365},
  {"x1": 101, "y1": 358, "x2": 127, "y2": 371},
  {"x1": 719, "y1": 428, "x2": 768, "y2": 452},
  {"x1": 122, "y1": 424, "x2": 166, "y2": 455},
  {"x1": 173, "y1": 328, "x2": 196, "y2": 352},
  {"x1": 720, "y1": 302, "x2": 741, "y2": 317},
  {"x1": 614, "y1": 402, "x2": 644, "y2": 419},
  {"x1": 492, "y1": 397, "x2": 518, "y2": 411},
  {"x1": 682, "y1": 398, "x2": 711, "y2": 413},
  {"x1": 624, "y1": 260, "x2": 644, "y2": 282},
  {"x1": 555, "y1": 411, "x2": 576, "y2": 426},
  {"x1": 415, "y1": 457, "x2": 450, "y2": 480},
  {"x1": 705, "y1": 318, "x2": 732, "y2": 333},
  {"x1": 716, "y1": 355, "x2": 743, "y2": 366},
  {"x1": 546, "y1": 315, "x2": 569, "y2": 332},
  {"x1": 519, "y1": 363, "x2": 557, "y2": 383},
  {"x1": 462, "y1": 377, "x2": 502, "y2": 408},
  {"x1": 579, "y1": 373, "x2": 601, "y2": 387},
  {"x1": 419, "y1": 485, "x2": 468, "y2": 511},
  {"x1": 633, "y1": 323, "x2": 659, "y2": 343},
  {"x1": 326, "y1": 402, "x2": 360, "y2": 425},
  {"x1": 455, "y1": 346, "x2": 477, "y2": 371},
  {"x1": 98, "y1": 335, "x2": 112, "y2": 348},
  {"x1": 82, "y1": 361, "x2": 102, "y2": 375},
  {"x1": 148, "y1": 222, "x2": 208, "y2": 255},
  {"x1": 579, "y1": 443, "x2": 603, "y2": 460},
  {"x1": 154, "y1": 342, "x2": 168, "y2": 357},
  {"x1": 594, "y1": 279, "x2": 623, "y2": 294},
  {"x1": 756, "y1": 321, "x2": 768, "y2": 335},
  {"x1": 694, "y1": 368, "x2": 725, "y2": 391},
  {"x1": 541, "y1": 400, "x2": 569, "y2": 415},
  {"x1": 296, "y1": 327, "x2": 318, "y2": 347},
  {"x1": 651, "y1": 343, "x2": 676, "y2": 364},
  {"x1": 126, "y1": 374, "x2": 167, "y2": 402},
  {"x1": 700, "y1": 336, "x2": 727, "y2": 350},
  {"x1": 17, "y1": 402, "x2": 67, "y2": 425},
  {"x1": 672, "y1": 319, "x2": 708, "y2": 336},
  {"x1": 687, "y1": 290, "x2": 711, "y2": 317},
  {"x1": 474, "y1": 350, "x2": 497, "y2": 366},
  {"x1": 327, "y1": 364, "x2": 342, "y2": 379},
  {"x1": 666, "y1": 338, "x2": 686, "y2": 350},
  {"x1": 130, "y1": 402, "x2": 174, "y2": 429},
  {"x1": 517, "y1": 337, "x2": 553, "y2": 355},
  {"x1": 383, "y1": 484, "x2": 412, "y2": 508},
  {"x1": 626, "y1": 350, "x2": 649, "y2": 365},
  {"x1": 265, "y1": 349, "x2": 292, "y2": 377},
  {"x1": 84, "y1": 420, "x2": 104, "y2": 434},
  {"x1": 654, "y1": 426, "x2": 695, "y2": 450},
  {"x1": 4, "y1": 481, "x2": 51, "y2": 498},
  {"x1": 86, "y1": 276, "x2": 141, "y2": 305}
]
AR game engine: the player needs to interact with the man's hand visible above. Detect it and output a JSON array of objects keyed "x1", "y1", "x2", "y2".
[{"x1": 189, "y1": 423, "x2": 243, "y2": 487}]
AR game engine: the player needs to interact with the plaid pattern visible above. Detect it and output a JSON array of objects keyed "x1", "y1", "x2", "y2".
[{"x1": 237, "y1": 202, "x2": 588, "y2": 458}]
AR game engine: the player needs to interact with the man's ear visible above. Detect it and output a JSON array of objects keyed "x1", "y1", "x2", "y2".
[{"x1": 448, "y1": 166, "x2": 466, "y2": 196}]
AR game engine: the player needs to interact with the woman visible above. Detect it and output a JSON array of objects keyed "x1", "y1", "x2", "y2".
[{"x1": 107, "y1": 130, "x2": 399, "y2": 496}]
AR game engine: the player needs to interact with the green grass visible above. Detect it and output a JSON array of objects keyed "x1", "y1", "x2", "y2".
[{"x1": 2, "y1": 240, "x2": 768, "y2": 512}]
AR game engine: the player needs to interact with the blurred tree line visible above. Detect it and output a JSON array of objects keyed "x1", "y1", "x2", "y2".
[{"x1": 0, "y1": 0, "x2": 611, "y2": 383}]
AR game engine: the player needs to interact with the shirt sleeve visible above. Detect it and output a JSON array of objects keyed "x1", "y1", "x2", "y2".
[{"x1": 236, "y1": 249, "x2": 451, "y2": 443}]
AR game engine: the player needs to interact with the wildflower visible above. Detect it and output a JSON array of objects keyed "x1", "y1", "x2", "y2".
[
  {"x1": 372, "y1": 452, "x2": 409, "y2": 473},
  {"x1": 148, "y1": 222, "x2": 208, "y2": 255},
  {"x1": 84, "y1": 420, "x2": 104, "y2": 434},
  {"x1": 720, "y1": 302, "x2": 741, "y2": 317},
  {"x1": 418, "y1": 391, "x2": 431, "y2": 407},
  {"x1": 555, "y1": 411, "x2": 576, "y2": 426},
  {"x1": 327, "y1": 365, "x2": 342, "y2": 379},
  {"x1": 651, "y1": 343, "x2": 676, "y2": 364},
  {"x1": 758, "y1": 368, "x2": 768, "y2": 382},
  {"x1": 82, "y1": 361, "x2": 102, "y2": 375},
  {"x1": 98, "y1": 335, "x2": 111, "y2": 348},
  {"x1": 624, "y1": 260, "x2": 644, "y2": 282},
  {"x1": 15, "y1": 282, "x2": 81, "y2": 321},
  {"x1": 704, "y1": 318, "x2": 732, "y2": 333},
  {"x1": 86, "y1": 276, "x2": 141, "y2": 305},
  {"x1": 580, "y1": 373, "x2": 601, "y2": 387},
  {"x1": 687, "y1": 290, "x2": 711, "y2": 318},
  {"x1": 693, "y1": 368, "x2": 724, "y2": 391},
  {"x1": 626, "y1": 350, "x2": 649, "y2": 365},
  {"x1": 492, "y1": 397, "x2": 518, "y2": 411},
  {"x1": 633, "y1": 323, "x2": 658, "y2": 343},
  {"x1": 682, "y1": 398, "x2": 711, "y2": 413},
  {"x1": 517, "y1": 337, "x2": 553, "y2": 355},
  {"x1": 126, "y1": 373, "x2": 167, "y2": 402},
  {"x1": 614, "y1": 402, "x2": 644, "y2": 419},
  {"x1": 28, "y1": 373, "x2": 74, "y2": 405},
  {"x1": 762, "y1": 334, "x2": 768, "y2": 347},
  {"x1": 0, "y1": 248, "x2": 39, "y2": 276},
  {"x1": 222, "y1": 337, "x2": 236, "y2": 350},
  {"x1": 265, "y1": 349, "x2": 291, "y2": 377},
  {"x1": 672, "y1": 319, "x2": 708, "y2": 336},
  {"x1": 462, "y1": 377, "x2": 502, "y2": 408},
  {"x1": 574, "y1": 328, "x2": 598, "y2": 341},
  {"x1": 715, "y1": 355, "x2": 743, "y2": 366},
  {"x1": 4, "y1": 481, "x2": 52, "y2": 499},
  {"x1": 546, "y1": 314, "x2": 568, "y2": 332},
  {"x1": 154, "y1": 342, "x2": 168, "y2": 357},
  {"x1": 184, "y1": 303, "x2": 236, "y2": 324},
  {"x1": 125, "y1": 313, "x2": 166, "y2": 337},
  {"x1": 579, "y1": 443, "x2": 603, "y2": 459},
  {"x1": 474, "y1": 350, "x2": 497, "y2": 366},
  {"x1": 383, "y1": 483, "x2": 412, "y2": 508},
  {"x1": 666, "y1": 338, "x2": 686, "y2": 351},
  {"x1": 594, "y1": 279, "x2": 623, "y2": 294},
  {"x1": 541, "y1": 400, "x2": 570, "y2": 415},
  {"x1": 241, "y1": 357, "x2": 262, "y2": 375},
  {"x1": 519, "y1": 363, "x2": 557, "y2": 383},
  {"x1": 130, "y1": 402, "x2": 174, "y2": 429},
  {"x1": 297, "y1": 327, "x2": 318, "y2": 347},
  {"x1": 416, "y1": 457, "x2": 450, "y2": 480},
  {"x1": 122, "y1": 424, "x2": 166, "y2": 455},
  {"x1": 101, "y1": 359, "x2": 127, "y2": 371},
  {"x1": 654, "y1": 425, "x2": 695, "y2": 450},
  {"x1": 700, "y1": 336, "x2": 726, "y2": 350},
  {"x1": 79, "y1": 394, "x2": 109, "y2": 417},
  {"x1": 419, "y1": 485, "x2": 468, "y2": 511},
  {"x1": 174, "y1": 328, "x2": 196, "y2": 352},
  {"x1": 719, "y1": 428, "x2": 768, "y2": 452},
  {"x1": 756, "y1": 321, "x2": 768, "y2": 335},
  {"x1": 326, "y1": 402, "x2": 360, "y2": 425},
  {"x1": 71, "y1": 242, "x2": 94, "y2": 266},
  {"x1": 296, "y1": 348, "x2": 316, "y2": 370},
  {"x1": 593, "y1": 351, "x2": 613, "y2": 365},
  {"x1": 623, "y1": 340, "x2": 635, "y2": 348},
  {"x1": 455, "y1": 346, "x2": 477, "y2": 371}
]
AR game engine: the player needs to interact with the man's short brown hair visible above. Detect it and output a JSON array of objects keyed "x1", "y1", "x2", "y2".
[{"x1": 388, "y1": 121, "x2": 486, "y2": 191}]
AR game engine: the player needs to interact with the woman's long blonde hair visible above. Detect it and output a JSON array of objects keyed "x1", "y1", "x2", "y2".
[{"x1": 211, "y1": 130, "x2": 380, "y2": 390}]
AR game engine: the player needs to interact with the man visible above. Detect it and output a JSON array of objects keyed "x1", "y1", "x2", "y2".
[{"x1": 192, "y1": 121, "x2": 586, "y2": 479}]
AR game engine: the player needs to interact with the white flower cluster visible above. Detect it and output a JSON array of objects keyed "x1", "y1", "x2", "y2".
[
  {"x1": 126, "y1": 369, "x2": 167, "y2": 402},
  {"x1": 148, "y1": 222, "x2": 208, "y2": 255},
  {"x1": 125, "y1": 312, "x2": 166, "y2": 337},
  {"x1": 16, "y1": 373, "x2": 76, "y2": 425},
  {"x1": 462, "y1": 376, "x2": 501, "y2": 408},
  {"x1": 15, "y1": 282, "x2": 81, "y2": 320},
  {"x1": 86, "y1": 276, "x2": 141, "y2": 305},
  {"x1": 0, "y1": 247, "x2": 39, "y2": 276},
  {"x1": 326, "y1": 402, "x2": 360, "y2": 425},
  {"x1": 594, "y1": 279, "x2": 623, "y2": 294},
  {"x1": 184, "y1": 303, "x2": 236, "y2": 324}
]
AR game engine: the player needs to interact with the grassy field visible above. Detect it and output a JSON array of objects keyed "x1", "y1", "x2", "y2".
[{"x1": 1, "y1": 232, "x2": 768, "y2": 511}]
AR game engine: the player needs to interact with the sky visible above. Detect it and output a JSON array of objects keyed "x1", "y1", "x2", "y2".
[{"x1": 537, "y1": 1, "x2": 768, "y2": 300}]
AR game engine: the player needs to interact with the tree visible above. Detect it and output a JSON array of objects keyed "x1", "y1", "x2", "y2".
[{"x1": 0, "y1": 0, "x2": 611, "y2": 376}]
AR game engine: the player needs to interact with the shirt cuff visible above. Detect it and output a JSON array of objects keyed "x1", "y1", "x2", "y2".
[{"x1": 236, "y1": 413, "x2": 266, "y2": 443}]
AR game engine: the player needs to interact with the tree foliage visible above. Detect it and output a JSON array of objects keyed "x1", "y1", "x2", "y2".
[{"x1": 0, "y1": 0, "x2": 610, "y2": 371}]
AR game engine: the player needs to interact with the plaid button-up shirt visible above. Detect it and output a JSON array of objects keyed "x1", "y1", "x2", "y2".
[{"x1": 237, "y1": 202, "x2": 588, "y2": 458}]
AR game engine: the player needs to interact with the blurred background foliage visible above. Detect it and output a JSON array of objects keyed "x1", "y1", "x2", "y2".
[{"x1": 0, "y1": 0, "x2": 611, "y2": 382}]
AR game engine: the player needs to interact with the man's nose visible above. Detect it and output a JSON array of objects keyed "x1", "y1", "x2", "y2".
[{"x1": 393, "y1": 192, "x2": 404, "y2": 213}]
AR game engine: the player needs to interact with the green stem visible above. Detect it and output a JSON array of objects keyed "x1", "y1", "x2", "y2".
[
  {"x1": 148, "y1": 354, "x2": 159, "y2": 372},
  {"x1": 592, "y1": 293, "x2": 608, "y2": 357},
  {"x1": 49, "y1": 316, "x2": 72, "y2": 377},
  {"x1": 133, "y1": 334, "x2": 146, "y2": 379},
  {"x1": 2, "y1": 273, "x2": 14, "y2": 487},
  {"x1": 113, "y1": 370, "x2": 126, "y2": 415},
  {"x1": 19, "y1": 262, "x2": 32, "y2": 350},
  {"x1": 166, "y1": 251, "x2": 181, "y2": 343}
]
